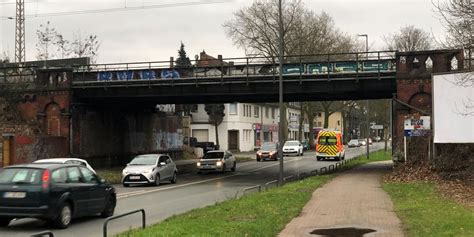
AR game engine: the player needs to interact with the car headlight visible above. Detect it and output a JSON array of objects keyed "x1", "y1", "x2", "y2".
[
  {"x1": 143, "y1": 168, "x2": 154, "y2": 174},
  {"x1": 269, "y1": 151, "x2": 275, "y2": 156},
  {"x1": 257, "y1": 152, "x2": 262, "y2": 156},
  {"x1": 122, "y1": 170, "x2": 129, "y2": 176},
  {"x1": 216, "y1": 161, "x2": 223, "y2": 166},
  {"x1": 197, "y1": 162, "x2": 201, "y2": 167}
]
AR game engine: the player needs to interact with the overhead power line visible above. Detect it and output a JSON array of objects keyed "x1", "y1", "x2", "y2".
[{"x1": 0, "y1": 0, "x2": 233, "y2": 20}]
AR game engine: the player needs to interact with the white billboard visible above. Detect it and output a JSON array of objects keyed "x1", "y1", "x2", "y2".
[{"x1": 433, "y1": 72, "x2": 474, "y2": 143}]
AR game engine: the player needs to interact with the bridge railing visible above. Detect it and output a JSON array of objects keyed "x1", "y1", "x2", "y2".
[{"x1": 71, "y1": 51, "x2": 397, "y2": 83}]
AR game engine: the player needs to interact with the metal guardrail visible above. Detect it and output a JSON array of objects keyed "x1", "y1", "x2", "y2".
[
  {"x1": 283, "y1": 175, "x2": 295, "y2": 183},
  {"x1": 243, "y1": 185, "x2": 262, "y2": 195},
  {"x1": 298, "y1": 172, "x2": 308, "y2": 180},
  {"x1": 30, "y1": 231, "x2": 54, "y2": 237},
  {"x1": 329, "y1": 165, "x2": 335, "y2": 172},
  {"x1": 320, "y1": 167, "x2": 327, "y2": 174},
  {"x1": 103, "y1": 209, "x2": 146, "y2": 237},
  {"x1": 310, "y1": 170, "x2": 318, "y2": 176},
  {"x1": 265, "y1": 180, "x2": 279, "y2": 191}
]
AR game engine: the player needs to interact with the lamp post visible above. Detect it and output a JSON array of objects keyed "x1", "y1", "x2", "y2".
[
  {"x1": 278, "y1": 0, "x2": 284, "y2": 184},
  {"x1": 358, "y1": 34, "x2": 370, "y2": 159}
]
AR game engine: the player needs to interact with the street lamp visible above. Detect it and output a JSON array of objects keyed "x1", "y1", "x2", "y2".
[
  {"x1": 278, "y1": 0, "x2": 285, "y2": 183},
  {"x1": 358, "y1": 34, "x2": 370, "y2": 159}
]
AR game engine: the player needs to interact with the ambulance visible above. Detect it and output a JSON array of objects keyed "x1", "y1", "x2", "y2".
[{"x1": 315, "y1": 130, "x2": 345, "y2": 161}]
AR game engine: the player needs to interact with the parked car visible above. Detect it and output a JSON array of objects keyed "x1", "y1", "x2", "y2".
[
  {"x1": 368, "y1": 138, "x2": 373, "y2": 145},
  {"x1": 0, "y1": 163, "x2": 116, "y2": 228},
  {"x1": 283, "y1": 140, "x2": 304, "y2": 156},
  {"x1": 348, "y1": 139, "x2": 361, "y2": 147},
  {"x1": 373, "y1": 136, "x2": 381, "y2": 142},
  {"x1": 33, "y1": 158, "x2": 96, "y2": 174},
  {"x1": 358, "y1": 139, "x2": 367, "y2": 146},
  {"x1": 194, "y1": 142, "x2": 217, "y2": 154},
  {"x1": 196, "y1": 150, "x2": 236, "y2": 174},
  {"x1": 121, "y1": 154, "x2": 177, "y2": 187},
  {"x1": 256, "y1": 142, "x2": 278, "y2": 161}
]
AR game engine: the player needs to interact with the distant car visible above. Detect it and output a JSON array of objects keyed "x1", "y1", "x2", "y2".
[
  {"x1": 373, "y1": 136, "x2": 381, "y2": 142},
  {"x1": 256, "y1": 142, "x2": 278, "y2": 161},
  {"x1": 196, "y1": 150, "x2": 236, "y2": 174},
  {"x1": 368, "y1": 138, "x2": 373, "y2": 145},
  {"x1": 121, "y1": 154, "x2": 177, "y2": 187},
  {"x1": 283, "y1": 140, "x2": 304, "y2": 156},
  {"x1": 301, "y1": 140, "x2": 310, "y2": 151},
  {"x1": 358, "y1": 139, "x2": 367, "y2": 146},
  {"x1": 33, "y1": 158, "x2": 96, "y2": 174},
  {"x1": 0, "y1": 163, "x2": 116, "y2": 228},
  {"x1": 348, "y1": 139, "x2": 360, "y2": 147}
]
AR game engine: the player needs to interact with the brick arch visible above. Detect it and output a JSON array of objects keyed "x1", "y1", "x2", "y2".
[
  {"x1": 45, "y1": 102, "x2": 61, "y2": 136},
  {"x1": 407, "y1": 92, "x2": 432, "y2": 113}
]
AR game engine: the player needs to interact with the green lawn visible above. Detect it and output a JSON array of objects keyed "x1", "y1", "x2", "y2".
[{"x1": 384, "y1": 182, "x2": 474, "y2": 237}]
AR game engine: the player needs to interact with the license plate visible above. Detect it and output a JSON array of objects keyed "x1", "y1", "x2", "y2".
[
  {"x1": 129, "y1": 176, "x2": 141, "y2": 180},
  {"x1": 4, "y1": 192, "x2": 26, "y2": 199}
]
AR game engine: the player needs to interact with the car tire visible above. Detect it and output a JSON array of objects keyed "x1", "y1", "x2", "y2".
[
  {"x1": 316, "y1": 157, "x2": 321, "y2": 161},
  {"x1": 154, "y1": 174, "x2": 160, "y2": 186},
  {"x1": 256, "y1": 158, "x2": 261, "y2": 162},
  {"x1": 100, "y1": 195, "x2": 116, "y2": 218},
  {"x1": 170, "y1": 172, "x2": 177, "y2": 184},
  {"x1": 221, "y1": 164, "x2": 226, "y2": 173},
  {"x1": 231, "y1": 162, "x2": 236, "y2": 172},
  {"x1": 197, "y1": 171, "x2": 202, "y2": 175},
  {"x1": 0, "y1": 218, "x2": 12, "y2": 227},
  {"x1": 52, "y1": 203, "x2": 72, "y2": 229},
  {"x1": 122, "y1": 183, "x2": 129, "y2": 187}
]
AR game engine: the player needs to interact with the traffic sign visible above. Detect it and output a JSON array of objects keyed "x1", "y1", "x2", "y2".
[{"x1": 371, "y1": 125, "x2": 383, "y2": 130}]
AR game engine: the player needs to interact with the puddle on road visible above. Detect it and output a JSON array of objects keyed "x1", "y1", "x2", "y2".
[{"x1": 310, "y1": 227, "x2": 376, "y2": 237}]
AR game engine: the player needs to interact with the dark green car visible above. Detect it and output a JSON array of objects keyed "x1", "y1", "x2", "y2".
[{"x1": 0, "y1": 163, "x2": 116, "y2": 228}]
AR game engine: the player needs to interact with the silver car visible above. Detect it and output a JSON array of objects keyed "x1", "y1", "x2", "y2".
[
  {"x1": 121, "y1": 154, "x2": 177, "y2": 187},
  {"x1": 33, "y1": 158, "x2": 96, "y2": 174},
  {"x1": 196, "y1": 150, "x2": 236, "y2": 174}
]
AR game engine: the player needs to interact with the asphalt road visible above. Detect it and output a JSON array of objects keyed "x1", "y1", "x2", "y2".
[{"x1": 0, "y1": 143, "x2": 387, "y2": 237}]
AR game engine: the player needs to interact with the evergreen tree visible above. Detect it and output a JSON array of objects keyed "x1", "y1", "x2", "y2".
[{"x1": 175, "y1": 42, "x2": 192, "y2": 67}]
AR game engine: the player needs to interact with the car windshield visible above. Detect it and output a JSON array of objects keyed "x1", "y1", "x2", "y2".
[
  {"x1": 284, "y1": 141, "x2": 299, "y2": 146},
  {"x1": 129, "y1": 155, "x2": 157, "y2": 165},
  {"x1": 261, "y1": 143, "x2": 276, "y2": 150},
  {"x1": 203, "y1": 152, "x2": 224, "y2": 159},
  {"x1": 318, "y1": 136, "x2": 337, "y2": 145},
  {"x1": 0, "y1": 168, "x2": 42, "y2": 185}
]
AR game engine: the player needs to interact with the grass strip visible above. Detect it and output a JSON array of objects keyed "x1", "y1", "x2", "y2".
[
  {"x1": 384, "y1": 182, "x2": 474, "y2": 237},
  {"x1": 117, "y1": 149, "x2": 391, "y2": 237}
]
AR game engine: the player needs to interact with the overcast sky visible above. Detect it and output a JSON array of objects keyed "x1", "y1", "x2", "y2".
[{"x1": 1, "y1": 0, "x2": 446, "y2": 63}]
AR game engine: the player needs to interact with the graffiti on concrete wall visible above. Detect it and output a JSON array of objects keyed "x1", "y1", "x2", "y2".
[
  {"x1": 155, "y1": 132, "x2": 183, "y2": 151},
  {"x1": 96, "y1": 69, "x2": 180, "y2": 81}
]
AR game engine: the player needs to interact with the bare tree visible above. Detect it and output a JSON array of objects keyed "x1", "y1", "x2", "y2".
[
  {"x1": 383, "y1": 25, "x2": 434, "y2": 51},
  {"x1": 70, "y1": 31, "x2": 101, "y2": 63},
  {"x1": 432, "y1": 0, "x2": 473, "y2": 49},
  {"x1": 36, "y1": 21, "x2": 59, "y2": 60}
]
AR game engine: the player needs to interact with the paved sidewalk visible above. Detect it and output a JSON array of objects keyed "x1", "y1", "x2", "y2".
[{"x1": 278, "y1": 161, "x2": 404, "y2": 237}]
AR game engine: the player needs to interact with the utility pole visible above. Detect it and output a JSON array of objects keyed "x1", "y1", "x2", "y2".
[
  {"x1": 358, "y1": 34, "x2": 369, "y2": 159},
  {"x1": 15, "y1": 0, "x2": 26, "y2": 63},
  {"x1": 278, "y1": 0, "x2": 284, "y2": 184}
]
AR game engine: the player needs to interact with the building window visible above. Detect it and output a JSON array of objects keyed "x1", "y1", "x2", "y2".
[
  {"x1": 254, "y1": 106, "x2": 259, "y2": 118},
  {"x1": 337, "y1": 120, "x2": 340, "y2": 126},
  {"x1": 243, "y1": 129, "x2": 252, "y2": 142},
  {"x1": 265, "y1": 107, "x2": 269, "y2": 118},
  {"x1": 318, "y1": 112, "x2": 322, "y2": 117},
  {"x1": 271, "y1": 108, "x2": 275, "y2": 119},
  {"x1": 317, "y1": 121, "x2": 322, "y2": 127},
  {"x1": 229, "y1": 103, "x2": 237, "y2": 115}
]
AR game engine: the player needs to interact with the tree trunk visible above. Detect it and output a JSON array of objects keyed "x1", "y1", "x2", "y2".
[
  {"x1": 215, "y1": 122, "x2": 219, "y2": 149},
  {"x1": 323, "y1": 109, "x2": 330, "y2": 128},
  {"x1": 298, "y1": 103, "x2": 304, "y2": 141},
  {"x1": 308, "y1": 115, "x2": 315, "y2": 150}
]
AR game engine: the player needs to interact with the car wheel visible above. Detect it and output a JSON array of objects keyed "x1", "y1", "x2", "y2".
[
  {"x1": 231, "y1": 162, "x2": 236, "y2": 172},
  {"x1": 197, "y1": 171, "x2": 202, "y2": 175},
  {"x1": 256, "y1": 158, "x2": 261, "y2": 162},
  {"x1": 154, "y1": 174, "x2": 160, "y2": 186},
  {"x1": 100, "y1": 195, "x2": 116, "y2": 218},
  {"x1": 316, "y1": 157, "x2": 320, "y2": 161},
  {"x1": 0, "y1": 218, "x2": 12, "y2": 227},
  {"x1": 122, "y1": 183, "x2": 129, "y2": 187},
  {"x1": 221, "y1": 164, "x2": 226, "y2": 173},
  {"x1": 52, "y1": 203, "x2": 72, "y2": 229},
  {"x1": 170, "y1": 172, "x2": 177, "y2": 183}
]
